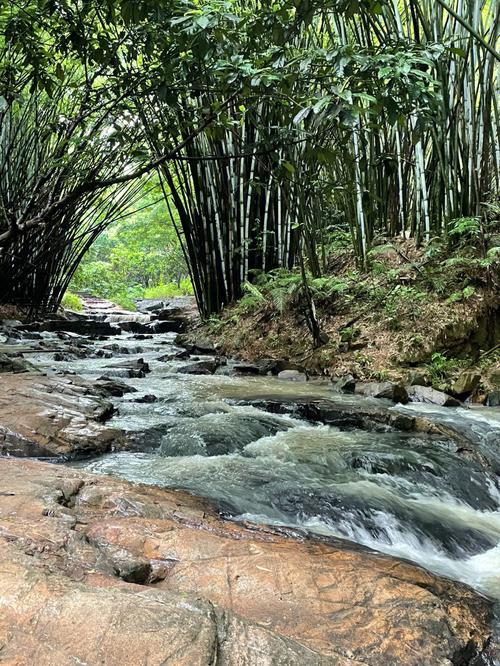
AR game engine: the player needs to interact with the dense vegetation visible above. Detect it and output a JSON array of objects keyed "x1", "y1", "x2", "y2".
[
  {"x1": 0, "y1": 0, "x2": 498, "y2": 329},
  {"x1": 68, "y1": 181, "x2": 192, "y2": 309}
]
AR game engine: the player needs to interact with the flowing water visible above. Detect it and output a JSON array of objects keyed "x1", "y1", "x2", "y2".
[{"x1": 31, "y1": 329, "x2": 500, "y2": 604}]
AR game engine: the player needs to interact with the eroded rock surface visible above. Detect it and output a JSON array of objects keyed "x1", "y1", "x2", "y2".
[
  {"x1": 0, "y1": 458, "x2": 494, "y2": 666},
  {"x1": 0, "y1": 373, "x2": 124, "y2": 458}
]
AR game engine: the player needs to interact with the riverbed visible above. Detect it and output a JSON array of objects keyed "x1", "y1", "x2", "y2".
[{"x1": 29, "y1": 328, "x2": 500, "y2": 605}]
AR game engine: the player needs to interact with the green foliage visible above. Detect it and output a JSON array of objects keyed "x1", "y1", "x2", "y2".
[
  {"x1": 446, "y1": 286, "x2": 476, "y2": 304},
  {"x1": 448, "y1": 217, "x2": 481, "y2": 242},
  {"x1": 70, "y1": 183, "x2": 190, "y2": 308},
  {"x1": 143, "y1": 279, "x2": 194, "y2": 299},
  {"x1": 61, "y1": 292, "x2": 83, "y2": 312},
  {"x1": 427, "y1": 352, "x2": 460, "y2": 385}
]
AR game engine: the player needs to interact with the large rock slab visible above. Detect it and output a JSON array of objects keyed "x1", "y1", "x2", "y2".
[
  {"x1": 0, "y1": 459, "x2": 494, "y2": 665},
  {"x1": 0, "y1": 373, "x2": 124, "y2": 458}
]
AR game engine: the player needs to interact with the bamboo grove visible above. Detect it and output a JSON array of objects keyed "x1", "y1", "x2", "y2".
[{"x1": 0, "y1": 0, "x2": 498, "y2": 317}]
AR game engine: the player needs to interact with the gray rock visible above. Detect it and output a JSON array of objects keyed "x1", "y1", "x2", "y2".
[
  {"x1": 485, "y1": 391, "x2": 500, "y2": 407},
  {"x1": 332, "y1": 375, "x2": 356, "y2": 394},
  {"x1": 452, "y1": 372, "x2": 481, "y2": 397},
  {"x1": 94, "y1": 377, "x2": 138, "y2": 398},
  {"x1": 407, "y1": 385, "x2": 462, "y2": 407},
  {"x1": 0, "y1": 353, "x2": 38, "y2": 374},
  {"x1": 104, "y1": 358, "x2": 150, "y2": 379},
  {"x1": 278, "y1": 370, "x2": 308, "y2": 382},
  {"x1": 356, "y1": 381, "x2": 409, "y2": 404},
  {"x1": 33, "y1": 320, "x2": 120, "y2": 336},
  {"x1": 149, "y1": 320, "x2": 186, "y2": 334},
  {"x1": 176, "y1": 360, "x2": 219, "y2": 375}
]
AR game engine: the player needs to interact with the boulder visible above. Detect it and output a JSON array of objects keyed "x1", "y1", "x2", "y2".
[
  {"x1": 0, "y1": 458, "x2": 494, "y2": 666},
  {"x1": 103, "y1": 358, "x2": 150, "y2": 379},
  {"x1": 278, "y1": 369, "x2": 308, "y2": 382},
  {"x1": 452, "y1": 371, "x2": 481, "y2": 397},
  {"x1": 232, "y1": 363, "x2": 262, "y2": 375},
  {"x1": 158, "y1": 349, "x2": 190, "y2": 361},
  {"x1": 175, "y1": 334, "x2": 216, "y2": 355},
  {"x1": 0, "y1": 352, "x2": 38, "y2": 374},
  {"x1": 485, "y1": 390, "x2": 500, "y2": 407},
  {"x1": 407, "y1": 385, "x2": 462, "y2": 407},
  {"x1": 176, "y1": 360, "x2": 220, "y2": 375},
  {"x1": 118, "y1": 321, "x2": 151, "y2": 334},
  {"x1": 332, "y1": 375, "x2": 356, "y2": 393},
  {"x1": 0, "y1": 374, "x2": 124, "y2": 458},
  {"x1": 34, "y1": 319, "x2": 120, "y2": 336},
  {"x1": 134, "y1": 394, "x2": 158, "y2": 403},
  {"x1": 149, "y1": 319, "x2": 186, "y2": 334},
  {"x1": 94, "y1": 376, "x2": 138, "y2": 398},
  {"x1": 356, "y1": 381, "x2": 409, "y2": 404}
]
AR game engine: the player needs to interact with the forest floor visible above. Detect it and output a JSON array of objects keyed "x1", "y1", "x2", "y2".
[{"x1": 204, "y1": 238, "x2": 500, "y2": 400}]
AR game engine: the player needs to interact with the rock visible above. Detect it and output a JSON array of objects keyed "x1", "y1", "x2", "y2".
[
  {"x1": 158, "y1": 349, "x2": 190, "y2": 361},
  {"x1": 356, "y1": 381, "x2": 409, "y2": 404},
  {"x1": 452, "y1": 371, "x2": 481, "y2": 397},
  {"x1": 332, "y1": 375, "x2": 356, "y2": 393},
  {"x1": 0, "y1": 352, "x2": 38, "y2": 373},
  {"x1": 94, "y1": 376, "x2": 138, "y2": 398},
  {"x1": 175, "y1": 334, "x2": 216, "y2": 355},
  {"x1": 489, "y1": 365, "x2": 500, "y2": 388},
  {"x1": 118, "y1": 321, "x2": 151, "y2": 334},
  {"x1": 407, "y1": 385, "x2": 462, "y2": 407},
  {"x1": 104, "y1": 358, "x2": 150, "y2": 378},
  {"x1": 176, "y1": 360, "x2": 219, "y2": 375},
  {"x1": 0, "y1": 374, "x2": 124, "y2": 458},
  {"x1": 0, "y1": 458, "x2": 493, "y2": 666},
  {"x1": 406, "y1": 369, "x2": 429, "y2": 386},
  {"x1": 32, "y1": 319, "x2": 120, "y2": 336},
  {"x1": 149, "y1": 319, "x2": 186, "y2": 334},
  {"x1": 278, "y1": 369, "x2": 308, "y2": 382},
  {"x1": 134, "y1": 394, "x2": 157, "y2": 403},
  {"x1": 134, "y1": 298, "x2": 166, "y2": 313},
  {"x1": 485, "y1": 390, "x2": 500, "y2": 407},
  {"x1": 232, "y1": 363, "x2": 262, "y2": 375}
]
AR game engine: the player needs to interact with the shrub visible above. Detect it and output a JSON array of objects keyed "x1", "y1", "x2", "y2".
[{"x1": 61, "y1": 291, "x2": 83, "y2": 311}]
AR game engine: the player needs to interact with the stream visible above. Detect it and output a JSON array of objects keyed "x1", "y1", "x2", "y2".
[{"x1": 30, "y1": 328, "x2": 500, "y2": 606}]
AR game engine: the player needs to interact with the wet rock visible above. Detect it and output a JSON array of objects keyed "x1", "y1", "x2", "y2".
[
  {"x1": 232, "y1": 363, "x2": 262, "y2": 375},
  {"x1": 118, "y1": 321, "x2": 151, "y2": 334},
  {"x1": 356, "y1": 381, "x2": 409, "y2": 404},
  {"x1": 485, "y1": 390, "x2": 500, "y2": 407},
  {"x1": 407, "y1": 385, "x2": 462, "y2": 407},
  {"x1": 452, "y1": 371, "x2": 481, "y2": 398},
  {"x1": 0, "y1": 373, "x2": 124, "y2": 458},
  {"x1": 175, "y1": 334, "x2": 216, "y2": 355},
  {"x1": 332, "y1": 375, "x2": 356, "y2": 393},
  {"x1": 94, "y1": 376, "x2": 138, "y2": 398},
  {"x1": 32, "y1": 319, "x2": 120, "y2": 336},
  {"x1": 176, "y1": 359, "x2": 220, "y2": 375},
  {"x1": 0, "y1": 458, "x2": 493, "y2": 666},
  {"x1": 160, "y1": 412, "x2": 291, "y2": 456},
  {"x1": 104, "y1": 357, "x2": 150, "y2": 379},
  {"x1": 0, "y1": 353, "x2": 38, "y2": 373},
  {"x1": 158, "y1": 349, "x2": 190, "y2": 361},
  {"x1": 134, "y1": 298, "x2": 166, "y2": 313},
  {"x1": 149, "y1": 319, "x2": 186, "y2": 334},
  {"x1": 134, "y1": 394, "x2": 157, "y2": 404},
  {"x1": 406, "y1": 369, "x2": 429, "y2": 386},
  {"x1": 278, "y1": 369, "x2": 308, "y2": 382}
]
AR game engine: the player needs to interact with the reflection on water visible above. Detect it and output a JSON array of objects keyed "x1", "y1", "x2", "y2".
[{"x1": 32, "y1": 330, "x2": 500, "y2": 600}]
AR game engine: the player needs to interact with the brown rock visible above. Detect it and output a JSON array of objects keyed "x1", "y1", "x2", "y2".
[
  {"x1": 0, "y1": 458, "x2": 494, "y2": 665},
  {"x1": 452, "y1": 371, "x2": 481, "y2": 397},
  {"x1": 0, "y1": 373, "x2": 124, "y2": 458}
]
